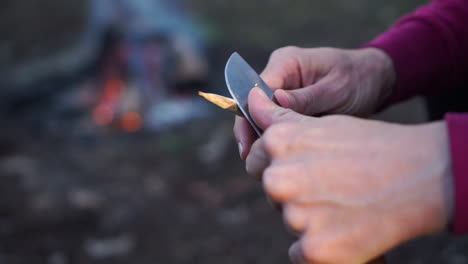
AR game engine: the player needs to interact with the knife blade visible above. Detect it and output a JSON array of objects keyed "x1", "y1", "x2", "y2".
[{"x1": 225, "y1": 52, "x2": 274, "y2": 136}]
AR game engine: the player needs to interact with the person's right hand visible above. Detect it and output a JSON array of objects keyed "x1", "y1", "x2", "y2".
[
  {"x1": 234, "y1": 46, "x2": 396, "y2": 159},
  {"x1": 244, "y1": 87, "x2": 452, "y2": 264}
]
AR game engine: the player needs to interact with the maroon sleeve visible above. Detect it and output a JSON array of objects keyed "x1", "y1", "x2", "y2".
[
  {"x1": 445, "y1": 113, "x2": 468, "y2": 234},
  {"x1": 365, "y1": 0, "x2": 468, "y2": 103},
  {"x1": 365, "y1": 0, "x2": 468, "y2": 235}
]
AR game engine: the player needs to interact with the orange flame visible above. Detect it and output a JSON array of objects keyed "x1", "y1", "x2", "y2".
[{"x1": 121, "y1": 112, "x2": 142, "y2": 132}]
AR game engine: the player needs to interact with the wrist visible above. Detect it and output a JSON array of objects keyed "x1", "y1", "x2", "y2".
[
  {"x1": 362, "y1": 47, "x2": 396, "y2": 107},
  {"x1": 413, "y1": 122, "x2": 453, "y2": 235},
  {"x1": 427, "y1": 121, "x2": 454, "y2": 231},
  {"x1": 384, "y1": 122, "x2": 453, "y2": 246},
  {"x1": 355, "y1": 48, "x2": 396, "y2": 111}
]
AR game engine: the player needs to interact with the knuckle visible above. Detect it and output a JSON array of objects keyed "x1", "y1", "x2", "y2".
[
  {"x1": 301, "y1": 240, "x2": 328, "y2": 263},
  {"x1": 263, "y1": 166, "x2": 284, "y2": 196},
  {"x1": 272, "y1": 46, "x2": 301, "y2": 57},
  {"x1": 284, "y1": 205, "x2": 308, "y2": 233},
  {"x1": 272, "y1": 107, "x2": 295, "y2": 121},
  {"x1": 262, "y1": 125, "x2": 284, "y2": 155},
  {"x1": 262, "y1": 167, "x2": 282, "y2": 194},
  {"x1": 263, "y1": 164, "x2": 298, "y2": 202},
  {"x1": 263, "y1": 122, "x2": 302, "y2": 157},
  {"x1": 301, "y1": 237, "x2": 341, "y2": 264},
  {"x1": 245, "y1": 141, "x2": 266, "y2": 178}
]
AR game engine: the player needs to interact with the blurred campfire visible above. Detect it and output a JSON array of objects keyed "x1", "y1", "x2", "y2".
[
  {"x1": 89, "y1": 0, "x2": 210, "y2": 133},
  {"x1": 1, "y1": 0, "x2": 210, "y2": 135}
]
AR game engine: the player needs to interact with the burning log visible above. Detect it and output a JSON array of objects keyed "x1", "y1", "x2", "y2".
[{"x1": 198, "y1": 91, "x2": 244, "y2": 117}]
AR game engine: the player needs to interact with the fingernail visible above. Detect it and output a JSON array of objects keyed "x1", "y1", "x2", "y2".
[
  {"x1": 252, "y1": 87, "x2": 267, "y2": 98},
  {"x1": 275, "y1": 90, "x2": 292, "y2": 108},
  {"x1": 238, "y1": 142, "x2": 244, "y2": 159}
]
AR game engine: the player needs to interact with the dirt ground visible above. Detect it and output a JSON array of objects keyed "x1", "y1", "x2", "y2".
[{"x1": 0, "y1": 0, "x2": 467, "y2": 264}]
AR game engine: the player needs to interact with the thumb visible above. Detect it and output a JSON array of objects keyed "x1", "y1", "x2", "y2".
[
  {"x1": 273, "y1": 80, "x2": 334, "y2": 115},
  {"x1": 248, "y1": 87, "x2": 305, "y2": 130}
]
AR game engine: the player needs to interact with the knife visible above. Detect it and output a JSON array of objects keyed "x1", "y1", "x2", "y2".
[{"x1": 224, "y1": 52, "x2": 274, "y2": 136}]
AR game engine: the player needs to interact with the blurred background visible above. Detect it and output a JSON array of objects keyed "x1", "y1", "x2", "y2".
[{"x1": 0, "y1": 0, "x2": 467, "y2": 263}]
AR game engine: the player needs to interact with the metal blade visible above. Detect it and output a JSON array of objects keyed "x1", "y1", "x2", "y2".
[{"x1": 225, "y1": 52, "x2": 274, "y2": 136}]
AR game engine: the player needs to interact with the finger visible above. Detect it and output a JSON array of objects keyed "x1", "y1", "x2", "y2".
[
  {"x1": 261, "y1": 46, "x2": 304, "y2": 91},
  {"x1": 284, "y1": 204, "x2": 310, "y2": 235},
  {"x1": 245, "y1": 123, "x2": 310, "y2": 183},
  {"x1": 299, "y1": 224, "x2": 385, "y2": 264},
  {"x1": 289, "y1": 241, "x2": 307, "y2": 264},
  {"x1": 275, "y1": 78, "x2": 338, "y2": 116},
  {"x1": 260, "y1": 64, "x2": 285, "y2": 92},
  {"x1": 245, "y1": 139, "x2": 270, "y2": 179},
  {"x1": 262, "y1": 163, "x2": 302, "y2": 202},
  {"x1": 261, "y1": 122, "x2": 303, "y2": 158},
  {"x1": 248, "y1": 87, "x2": 309, "y2": 130},
  {"x1": 264, "y1": 156, "x2": 354, "y2": 204},
  {"x1": 233, "y1": 116, "x2": 257, "y2": 160}
]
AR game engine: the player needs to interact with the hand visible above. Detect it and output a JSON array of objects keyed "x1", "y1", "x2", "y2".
[
  {"x1": 246, "y1": 87, "x2": 453, "y2": 264},
  {"x1": 234, "y1": 46, "x2": 396, "y2": 159}
]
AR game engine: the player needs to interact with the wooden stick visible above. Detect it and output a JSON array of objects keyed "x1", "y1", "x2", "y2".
[{"x1": 198, "y1": 91, "x2": 244, "y2": 117}]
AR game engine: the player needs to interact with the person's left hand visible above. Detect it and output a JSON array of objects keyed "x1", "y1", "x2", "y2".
[{"x1": 245, "y1": 87, "x2": 453, "y2": 264}]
